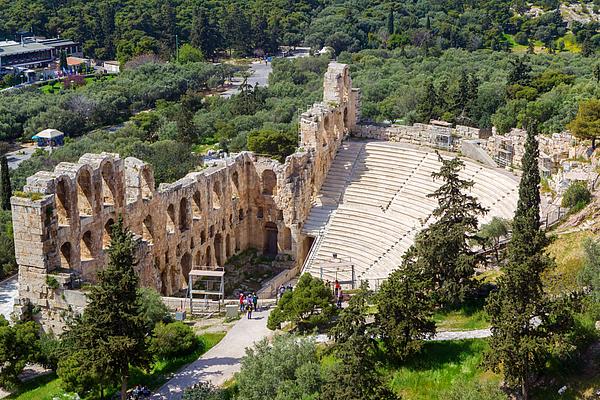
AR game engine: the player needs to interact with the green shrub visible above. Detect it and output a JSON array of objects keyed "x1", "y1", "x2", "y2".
[
  {"x1": 149, "y1": 321, "x2": 202, "y2": 359},
  {"x1": 183, "y1": 381, "x2": 229, "y2": 400},
  {"x1": 46, "y1": 275, "x2": 59, "y2": 289},
  {"x1": 561, "y1": 181, "x2": 591, "y2": 211},
  {"x1": 138, "y1": 287, "x2": 171, "y2": 332}
]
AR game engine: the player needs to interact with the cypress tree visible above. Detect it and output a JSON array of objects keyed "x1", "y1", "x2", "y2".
[
  {"x1": 387, "y1": 9, "x2": 395, "y2": 35},
  {"x1": 0, "y1": 156, "x2": 11, "y2": 211},
  {"x1": 485, "y1": 121, "x2": 573, "y2": 399},
  {"x1": 58, "y1": 218, "x2": 148, "y2": 399},
  {"x1": 413, "y1": 155, "x2": 487, "y2": 307}
]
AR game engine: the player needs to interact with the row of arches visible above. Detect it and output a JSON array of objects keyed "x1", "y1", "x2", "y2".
[
  {"x1": 55, "y1": 162, "x2": 118, "y2": 226},
  {"x1": 58, "y1": 217, "x2": 115, "y2": 269}
]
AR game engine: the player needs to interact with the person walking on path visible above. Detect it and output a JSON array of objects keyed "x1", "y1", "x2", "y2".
[
  {"x1": 336, "y1": 289, "x2": 343, "y2": 309},
  {"x1": 252, "y1": 292, "x2": 258, "y2": 312},
  {"x1": 239, "y1": 293, "x2": 245, "y2": 312}
]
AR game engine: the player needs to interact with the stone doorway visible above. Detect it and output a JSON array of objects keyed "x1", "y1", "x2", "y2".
[{"x1": 264, "y1": 222, "x2": 278, "y2": 256}]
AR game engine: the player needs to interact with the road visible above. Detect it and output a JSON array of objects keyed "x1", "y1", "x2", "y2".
[
  {"x1": 221, "y1": 47, "x2": 310, "y2": 98},
  {"x1": 6, "y1": 145, "x2": 39, "y2": 170},
  {"x1": 0, "y1": 276, "x2": 18, "y2": 321},
  {"x1": 152, "y1": 309, "x2": 273, "y2": 399}
]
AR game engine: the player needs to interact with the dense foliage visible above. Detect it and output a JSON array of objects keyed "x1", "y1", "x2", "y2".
[
  {"x1": 0, "y1": 316, "x2": 39, "y2": 389},
  {"x1": 0, "y1": 62, "x2": 230, "y2": 142},
  {"x1": 149, "y1": 321, "x2": 201, "y2": 360},
  {"x1": 340, "y1": 49, "x2": 600, "y2": 132},
  {"x1": 1, "y1": 0, "x2": 598, "y2": 64},
  {"x1": 561, "y1": 180, "x2": 592, "y2": 211},
  {"x1": 267, "y1": 273, "x2": 336, "y2": 331}
]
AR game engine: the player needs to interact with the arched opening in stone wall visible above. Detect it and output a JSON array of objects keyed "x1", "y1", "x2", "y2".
[
  {"x1": 192, "y1": 191, "x2": 202, "y2": 220},
  {"x1": 103, "y1": 218, "x2": 114, "y2": 248},
  {"x1": 60, "y1": 242, "x2": 72, "y2": 269},
  {"x1": 282, "y1": 227, "x2": 292, "y2": 251},
  {"x1": 160, "y1": 270, "x2": 168, "y2": 295},
  {"x1": 214, "y1": 234, "x2": 222, "y2": 266},
  {"x1": 56, "y1": 179, "x2": 71, "y2": 226},
  {"x1": 231, "y1": 171, "x2": 240, "y2": 200},
  {"x1": 201, "y1": 230, "x2": 206, "y2": 244},
  {"x1": 141, "y1": 168, "x2": 153, "y2": 200},
  {"x1": 235, "y1": 229, "x2": 241, "y2": 252},
  {"x1": 264, "y1": 222, "x2": 278, "y2": 256},
  {"x1": 261, "y1": 170, "x2": 277, "y2": 196},
  {"x1": 239, "y1": 208, "x2": 244, "y2": 221},
  {"x1": 179, "y1": 198, "x2": 190, "y2": 232},
  {"x1": 181, "y1": 252, "x2": 192, "y2": 285},
  {"x1": 101, "y1": 162, "x2": 116, "y2": 206},
  {"x1": 257, "y1": 207, "x2": 264, "y2": 219},
  {"x1": 212, "y1": 182, "x2": 221, "y2": 210},
  {"x1": 81, "y1": 231, "x2": 94, "y2": 261},
  {"x1": 77, "y1": 169, "x2": 94, "y2": 217},
  {"x1": 343, "y1": 107, "x2": 348, "y2": 127},
  {"x1": 206, "y1": 246, "x2": 212, "y2": 265},
  {"x1": 166, "y1": 204, "x2": 176, "y2": 234},
  {"x1": 226, "y1": 234, "x2": 231, "y2": 258},
  {"x1": 142, "y1": 215, "x2": 154, "y2": 242},
  {"x1": 195, "y1": 251, "x2": 202, "y2": 266}
]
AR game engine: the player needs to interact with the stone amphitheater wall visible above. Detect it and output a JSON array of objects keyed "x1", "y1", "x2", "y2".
[{"x1": 11, "y1": 62, "x2": 360, "y2": 333}]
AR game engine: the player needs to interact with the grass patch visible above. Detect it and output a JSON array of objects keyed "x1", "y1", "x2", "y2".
[
  {"x1": 504, "y1": 33, "x2": 528, "y2": 53},
  {"x1": 7, "y1": 331, "x2": 226, "y2": 399},
  {"x1": 434, "y1": 308, "x2": 489, "y2": 332},
  {"x1": 557, "y1": 32, "x2": 582, "y2": 53},
  {"x1": 545, "y1": 230, "x2": 592, "y2": 295},
  {"x1": 7, "y1": 373, "x2": 72, "y2": 400},
  {"x1": 388, "y1": 339, "x2": 499, "y2": 400}
]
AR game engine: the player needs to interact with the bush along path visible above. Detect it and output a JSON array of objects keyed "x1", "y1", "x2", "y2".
[{"x1": 151, "y1": 309, "x2": 273, "y2": 400}]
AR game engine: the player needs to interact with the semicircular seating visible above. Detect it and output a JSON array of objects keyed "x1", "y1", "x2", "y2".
[{"x1": 303, "y1": 140, "x2": 519, "y2": 284}]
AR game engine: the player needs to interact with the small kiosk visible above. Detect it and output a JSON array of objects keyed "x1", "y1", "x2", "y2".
[{"x1": 32, "y1": 129, "x2": 64, "y2": 148}]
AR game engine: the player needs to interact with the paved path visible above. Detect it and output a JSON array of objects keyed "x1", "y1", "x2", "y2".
[
  {"x1": 432, "y1": 328, "x2": 491, "y2": 341},
  {"x1": 152, "y1": 309, "x2": 273, "y2": 399},
  {"x1": 0, "y1": 276, "x2": 18, "y2": 321}
]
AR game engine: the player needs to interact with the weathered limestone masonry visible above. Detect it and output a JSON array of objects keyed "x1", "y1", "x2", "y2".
[
  {"x1": 354, "y1": 121, "x2": 481, "y2": 151},
  {"x1": 11, "y1": 62, "x2": 360, "y2": 333}
]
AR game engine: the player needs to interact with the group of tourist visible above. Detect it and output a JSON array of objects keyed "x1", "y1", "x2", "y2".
[
  {"x1": 277, "y1": 284, "x2": 294, "y2": 303},
  {"x1": 239, "y1": 292, "x2": 259, "y2": 319},
  {"x1": 326, "y1": 280, "x2": 344, "y2": 308},
  {"x1": 127, "y1": 385, "x2": 150, "y2": 399}
]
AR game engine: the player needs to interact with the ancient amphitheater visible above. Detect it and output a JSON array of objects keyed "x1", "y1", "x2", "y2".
[{"x1": 11, "y1": 62, "x2": 519, "y2": 332}]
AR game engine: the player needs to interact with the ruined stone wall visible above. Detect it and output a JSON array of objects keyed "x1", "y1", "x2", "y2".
[
  {"x1": 11, "y1": 62, "x2": 360, "y2": 333},
  {"x1": 353, "y1": 122, "x2": 480, "y2": 150}
]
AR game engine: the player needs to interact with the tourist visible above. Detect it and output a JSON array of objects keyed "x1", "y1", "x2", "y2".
[
  {"x1": 336, "y1": 289, "x2": 343, "y2": 308},
  {"x1": 239, "y1": 293, "x2": 245, "y2": 312},
  {"x1": 278, "y1": 285, "x2": 286, "y2": 302},
  {"x1": 252, "y1": 292, "x2": 258, "y2": 311},
  {"x1": 334, "y1": 280, "x2": 341, "y2": 297},
  {"x1": 286, "y1": 284, "x2": 293, "y2": 292},
  {"x1": 246, "y1": 298, "x2": 253, "y2": 319}
]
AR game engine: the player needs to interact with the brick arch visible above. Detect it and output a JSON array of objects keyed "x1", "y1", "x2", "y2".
[
  {"x1": 100, "y1": 161, "x2": 116, "y2": 206},
  {"x1": 60, "y1": 241, "x2": 72, "y2": 269},
  {"x1": 55, "y1": 177, "x2": 72, "y2": 226},
  {"x1": 179, "y1": 197, "x2": 190, "y2": 232},
  {"x1": 81, "y1": 230, "x2": 94, "y2": 261},
  {"x1": 261, "y1": 170, "x2": 277, "y2": 196}
]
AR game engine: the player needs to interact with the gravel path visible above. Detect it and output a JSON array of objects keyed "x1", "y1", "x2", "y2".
[
  {"x1": 152, "y1": 309, "x2": 273, "y2": 399},
  {"x1": 432, "y1": 328, "x2": 491, "y2": 341}
]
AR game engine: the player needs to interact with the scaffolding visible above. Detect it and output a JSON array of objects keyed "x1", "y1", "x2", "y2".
[
  {"x1": 317, "y1": 255, "x2": 355, "y2": 289},
  {"x1": 187, "y1": 267, "x2": 225, "y2": 314}
]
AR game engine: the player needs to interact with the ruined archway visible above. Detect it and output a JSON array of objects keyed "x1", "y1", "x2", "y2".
[
  {"x1": 56, "y1": 178, "x2": 71, "y2": 226},
  {"x1": 179, "y1": 197, "x2": 190, "y2": 232},
  {"x1": 142, "y1": 215, "x2": 153, "y2": 242},
  {"x1": 205, "y1": 245, "x2": 212, "y2": 266},
  {"x1": 231, "y1": 171, "x2": 240, "y2": 199},
  {"x1": 60, "y1": 242, "x2": 72, "y2": 269},
  {"x1": 181, "y1": 252, "x2": 192, "y2": 284},
  {"x1": 166, "y1": 204, "x2": 176, "y2": 234},
  {"x1": 261, "y1": 170, "x2": 277, "y2": 196},
  {"x1": 226, "y1": 234, "x2": 231, "y2": 258},
  {"x1": 264, "y1": 222, "x2": 278, "y2": 256},
  {"x1": 195, "y1": 251, "x2": 202, "y2": 267},
  {"x1": 282, "y1": 227, "x2": 292, "y2": 251},
  {"x1": 201, "y1": 230, "x2": 206, "y2": 244},
  {"x1": 141, "y1": 168, "x2": 154, "y2": 200},
  {"x1": 192, "y1": 191, "x2": 202, "y2": 220},
  {"x1": 212, "y1": 181, "x2": 222, "y2": 210},
  {"x1": 77, "y1": 169, "x2": 94, "y2": 217},
  {"x1": 214, "y1": 234, "x2": 222, "y2": 266},
  {"x1": 81, "y1": 231, "x2": 94, "y2": 261},
  {"x1": 103, "y1": 218, "x2": 114, "y2": 248},
  {"x1": 101, "y1": 162, "x2": 116, "y2": 206}
]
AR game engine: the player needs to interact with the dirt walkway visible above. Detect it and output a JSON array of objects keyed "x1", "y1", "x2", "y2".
[{"x1": 152, "y1": 309, "x2": 273, "y2": 399}]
